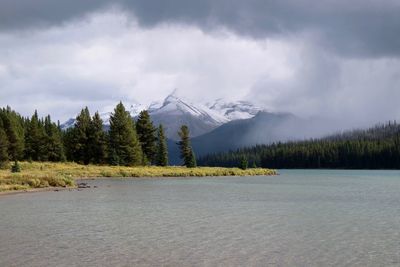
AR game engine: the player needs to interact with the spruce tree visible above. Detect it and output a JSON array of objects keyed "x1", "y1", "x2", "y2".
[
  {"x1": 73, "y1": 107, "x2": 92, "y2": 164},
  {"x1": 0, "y1": 107, "x2": 24, "y2": 160},
  {"x1": 0, "y1": 120, "x2": 9, "y2": 167},
  {"x1": 239, "y1": 157, "x2": 248, "y2": 170},
  {"x1": 136, "y1": 110, "x2": 157, "y2": 164},
  {"x1": 62, "y1": 127, "x2": 76, "y2": 162},
  {"x1": 25, "y1": 110, "x2": 46, "y2": 161},
  {"x1": 44, "y1": 115, "x2": 65, "y2": 162},
  {"x1": 108, "y1": 102, "x2": 143, "y2": 166},
  {"x1": 178, "y1": 125, "x2": 196, "y2": 168},
  {"x1": 155, "y1": 124, "x2": 168, "y2": 166},
  {"x1": 188, "y1": 151, "x2": 197, "y2": 168},
  {"x1": 109, "y1": 148, "x2": 120, "y2": 166},
  {"x1": 89, "y1": 112, "x2": 107, "y2": 164}
]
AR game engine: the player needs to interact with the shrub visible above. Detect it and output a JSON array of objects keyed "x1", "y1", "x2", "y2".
[
  {"x1": 11, "y1": 161, "x2": 21, "y2": 173},
  {"x1": 239, "y1": 158, "x2": 248, "y2": 170},
  {"x1": 27, "y1": 178, "x2": 41, "y2": 188}
]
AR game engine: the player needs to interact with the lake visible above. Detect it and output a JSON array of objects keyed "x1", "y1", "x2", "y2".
[{"x1": 1, "y1": 170, "x2": 400, "y2": 266}]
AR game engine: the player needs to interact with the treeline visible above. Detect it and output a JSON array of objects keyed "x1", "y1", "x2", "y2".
[
  {"x1": 63, "y1": 103, "x2": 170, "y2": 166},
  {"x1": 0, "y1": 107, "x2": 65, "y2": 167},
  {"x1": 0, "y1": 103, "x2": 197, "y2": 168},
  {"x1": 198, "y1": 122, "x2": 400, "y2": 169}
]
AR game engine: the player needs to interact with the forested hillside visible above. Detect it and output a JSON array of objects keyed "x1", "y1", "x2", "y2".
[{"x1": 198, "y1": 122, "x2": 400, "y2": 169}]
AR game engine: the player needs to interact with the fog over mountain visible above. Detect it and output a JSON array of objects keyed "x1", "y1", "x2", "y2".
[
  {"x1": 1, "y1": 1, "x2": 400, "y2": 133},
  {"x1": 61, "y1": 90, "x2": 265, "y2": 140}
]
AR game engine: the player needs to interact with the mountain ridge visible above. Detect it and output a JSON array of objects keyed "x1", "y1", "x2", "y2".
[{"x1": 61, "y1": 92, "x2": 265, "y2": 139}]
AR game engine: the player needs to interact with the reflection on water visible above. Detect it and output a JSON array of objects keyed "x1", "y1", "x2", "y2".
[{"x1": 1, "y1": 170, "x2": 400, "y2": 266}]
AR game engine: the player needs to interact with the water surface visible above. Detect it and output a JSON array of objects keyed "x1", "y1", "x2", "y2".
[{"x1": 1, "y1": 170, "x2": 400, "y2": 266}]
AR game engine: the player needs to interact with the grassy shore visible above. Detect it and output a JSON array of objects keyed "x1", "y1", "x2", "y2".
[{"x1": 0, "y1": 162, "x2": 276, "y2": 192}]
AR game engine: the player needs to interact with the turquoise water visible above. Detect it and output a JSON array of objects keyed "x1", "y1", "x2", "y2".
[{"x1": 1, "y1": 170, "x2": 400, "y2": 266}]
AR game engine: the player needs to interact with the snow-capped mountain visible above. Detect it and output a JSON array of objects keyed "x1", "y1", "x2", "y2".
[
  {"x1": 206, "y1": 99, "x2": 264, "y2": 121},
  {"x1": 153, "y1": 94, "x2": 228, "y2": 124},
  {"x1": 61, "y1": 91, "x2": 264, "y2": 140},
  {"x1": 149, "y1": 92, "x2": 228, "y2": 139}
]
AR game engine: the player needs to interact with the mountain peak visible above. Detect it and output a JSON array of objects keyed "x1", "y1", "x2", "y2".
[
  {"x1": 207, "y1": 99, "x2": 265, "y2": 121},
  {"x1": 163, "y1": 89, "x2": 181, "y2": 105},
  {"x1": 61, "y1": 93, "x2": 266, "y2": 139}
]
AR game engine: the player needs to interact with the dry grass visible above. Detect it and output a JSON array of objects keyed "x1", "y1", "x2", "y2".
[{"x1": 0, "y1": 162, "x2": 276, "y2": 192}]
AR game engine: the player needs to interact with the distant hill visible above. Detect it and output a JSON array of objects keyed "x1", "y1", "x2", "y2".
[
  {"x1": 190, "y1": 111, "x2": 301, "y2": 156},
  {"x1": 197, "y1": 121, "x2": 400, "y2": 169},
  {"x1": 168, "y1": 111, "x2": 317, "y2": 165}
]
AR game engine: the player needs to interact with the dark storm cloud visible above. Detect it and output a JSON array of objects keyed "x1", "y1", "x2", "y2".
[
  {"x1": 1, "y1": 0, "x2": 400, "y2": 126},
  {"x1": 0, "y1": 0, "x2": 110, "y2": 29},
  {"x1": 1, "y1": 0, "x2": 400, "y2": 57}
]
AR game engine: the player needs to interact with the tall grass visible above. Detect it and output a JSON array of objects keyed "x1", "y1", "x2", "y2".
[{"x1": 0, "y1": 162, "x2": 276, "y2": 192}]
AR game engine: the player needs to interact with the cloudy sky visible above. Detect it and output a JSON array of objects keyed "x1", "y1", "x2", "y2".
[{"x1": 1, "y1": 0, "x2": 400, "y2": 127}]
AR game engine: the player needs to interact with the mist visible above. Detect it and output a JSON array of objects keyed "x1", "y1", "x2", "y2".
[{"x1": 1, "y1": 1, "x2": 400, "y2": 137}]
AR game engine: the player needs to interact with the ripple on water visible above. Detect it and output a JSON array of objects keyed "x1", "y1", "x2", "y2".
[{"x1": 1, "y1": 170, "x2": 400, "y2": 266}]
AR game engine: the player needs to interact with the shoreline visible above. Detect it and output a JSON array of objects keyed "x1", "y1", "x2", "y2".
[
  {"x1": 0, "y1": 186, "x2": 71, "y2": 197},
  {"x1": 0, "y1": 173, "x2": 279, "y2": 197},
  {"x1": 0, "y1": 162, "x2": 277, "y2": 195}
]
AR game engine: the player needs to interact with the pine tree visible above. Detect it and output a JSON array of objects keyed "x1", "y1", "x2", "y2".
[
  {"x1": 108, "y1": 102, "x2": 143, "y2": 166},
  {"x1": 136, "y1": 110, "x2": 157, "y2": 164},
  {"x1": 155, "y1": 124, "x2": 168, "y2": 166},
  {"x1": 89, "y1": 112, "x2": 107, "y2": 164},
  {"x1": 62, "y1": 127, "x2": 76, "y2": 162},
  {"x1": 178, "y1": 125, "x2": 196, "y2": 168},
  {"x1": 25, "y1": 110, "x2": 46, "y2": 161},
  {"x1": 0, "y1": 107, "x2": 24, "y2": 160},
  {"x1": 44, "y1": 115, "x2": 65, "y2": 162},
  {"x1": 188, "y1": 151, "x2": 197, "y2": 168},
  {"x1": 109, "y1": 148, "x2": 120, "y2": 166},
  {"x1": 0, "y1": 120, "x2": 9, "y2": 167},
  {"x1": 73, "y1": 107, "x2": 92, "y2": 164},
  {"x1": 239, "y1": 157, "x2": 248, "y2": 170}
]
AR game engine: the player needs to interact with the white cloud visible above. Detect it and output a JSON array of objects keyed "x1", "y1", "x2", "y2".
[
  {"x1": 0, "y1": 9, "x2": 400, "y2": 130},
  {"x1": 0, "y1": 11, "x2": 295, "y2": 121}
]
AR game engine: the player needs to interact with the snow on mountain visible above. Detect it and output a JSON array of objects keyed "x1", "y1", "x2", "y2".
[
  {"x1": 60, "y1": 92, "x2": 264, "y2": 139},
  {"x1": 60, "y1": 118, "x2": 75, "y2": 130},
  {"x1": 148, "y1": 101, "x2": 162, "y2": 112},
  {"x1": 63, "y1": 102, "x2": 153, "y2": 130},
  {"x1": 152, "y1": 93, "x2": 228, "y2": 124},
  {"x1": 148, "y1": 92, "x2": 229, "y2": 139},
  {"x1": 206, "y1": 99, "x2": 264, "y2": 121}
]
